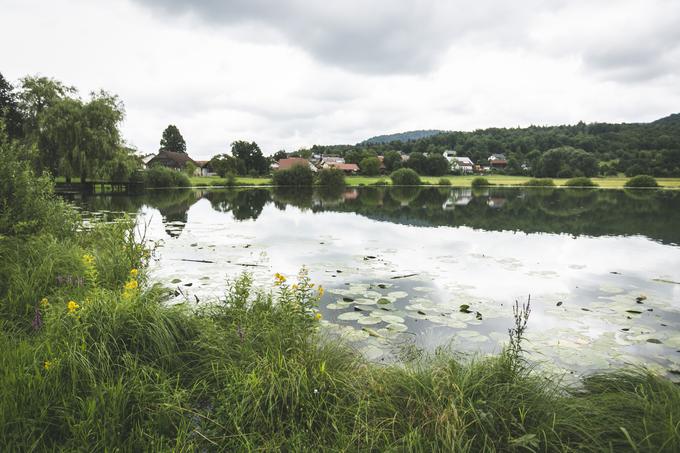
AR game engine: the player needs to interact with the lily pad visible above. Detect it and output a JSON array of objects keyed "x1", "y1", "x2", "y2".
[
  {"x1": 338, "y1": 312, "x2": 364, "y2": 321},
  {"x1": 358, "y1": 316, "x2": 382, "y2": 325}
]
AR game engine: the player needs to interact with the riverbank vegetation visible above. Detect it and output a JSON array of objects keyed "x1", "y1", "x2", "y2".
[
  {"x1": 2, "y1": 125, "x2": 680, "y2": 451},
  {"x1": 524, "y1": 178, "x2": 556, "y2": 187},
  {"x1": 187, "y1": 174, "x2": 680, "y2": 189},
  {"x1": 471, "y1": 176, "x2": 493, "y2": 188},
  {"x1": 564, "y1": 177, "x2": 598, "y2": 187},
  {"x1": 390, "y1": 168, "x2": 421, "y2": 185},
  {"x1": 625, "y1": 175, "x2": 659, "y2": 188}
]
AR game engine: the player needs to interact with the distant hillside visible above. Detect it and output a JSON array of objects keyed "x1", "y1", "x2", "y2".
[
  {"x1": 317, "y1": 113, "x2": 680, "y2": 178},
  {"x1": 360, "y1": 130, "x2": 446, "y2": 145}
]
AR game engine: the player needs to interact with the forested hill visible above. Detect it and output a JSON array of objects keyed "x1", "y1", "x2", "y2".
[
  {"x1": 360, "y1": 130, "x2": 446, "y2": 145},
  {"x1": 311, "y1": 113, "x2": 680, "y2": 177}
]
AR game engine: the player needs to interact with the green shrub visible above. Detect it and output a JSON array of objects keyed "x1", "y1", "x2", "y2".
[
  {"x1": 625, "y1": 175, "x2": 659, "y2": 188},
  {"x1": 316, "y1": 168, "x2": 346, "y2": 187},
  {"x1": 390, "y1": 168, "x2": 421, "y2": 185},
  {"x1": 564, "y1": 177, "x2": 598, "y2": 187},
  {"x1": 370, "y1": 179, "x2": 389, "y2": 186},
  {"x1": 438, "y1": 178, "x2": 452, "y2": 186},
  {"x1": 524, "y1": 178, "x2": 555, "y2": 187},
  {"x1": 360, "y1": 157, "x2": 381, "y2": 176},
  {"x1": 471, "y1": 177, "x2": 492, "y2": 188},
  {"x1": 0, "y1": 134, "x2": 77, "y2": 237},
  {"x1": 143, "y1": 167, "x2": 190, "y2": 188},
  {"x1": 272, "y1": 165, "x2": 315, "y2": 186}
]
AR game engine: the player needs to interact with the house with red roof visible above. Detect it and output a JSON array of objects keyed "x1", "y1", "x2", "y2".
[{"x1": 271, "y1": 157, "x2": 318, "y2": 172}]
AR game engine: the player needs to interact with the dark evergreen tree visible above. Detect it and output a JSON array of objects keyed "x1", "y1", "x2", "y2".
[{"x1": 160, "y1": 125, "x2": 186, "y2": 153}]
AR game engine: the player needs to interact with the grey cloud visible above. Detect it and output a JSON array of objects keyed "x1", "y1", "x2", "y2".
[
  {"x1": 130, "y1": 0, "x2": 546, "y2": 74},
  {"x1": 579, "y1": 5, "x2": 680, "y2": 83},
  {"x1": 583, "y1": 37, "x2": 680, "y2": 83}
]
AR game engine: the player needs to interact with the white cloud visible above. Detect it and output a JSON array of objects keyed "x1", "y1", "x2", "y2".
[{"x1": 1, "y1": 0, "x2": 678, "y2": 159}]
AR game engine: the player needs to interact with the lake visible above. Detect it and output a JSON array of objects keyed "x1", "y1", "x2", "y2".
[{"x1": 73, "y1": 186, "x2": 680, "y2": 379}]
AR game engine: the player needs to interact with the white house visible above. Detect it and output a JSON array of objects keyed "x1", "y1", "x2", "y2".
[{"x1": 451, "y1": 156, "x2": 474, "y2": 174}]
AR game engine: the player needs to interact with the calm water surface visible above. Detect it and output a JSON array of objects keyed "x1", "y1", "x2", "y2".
[{"x1": 74, "y1": 186, "x2": 680, "y2": 378}]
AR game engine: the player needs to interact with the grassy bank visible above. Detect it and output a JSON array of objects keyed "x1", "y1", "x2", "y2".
[{"x1": 56, "y1": 174, "x2": 680, "y2": 189}]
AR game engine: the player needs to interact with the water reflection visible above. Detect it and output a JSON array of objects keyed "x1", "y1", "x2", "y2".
[{"x1": 74, "y1": 186, "x2": 680, "y2": 245}]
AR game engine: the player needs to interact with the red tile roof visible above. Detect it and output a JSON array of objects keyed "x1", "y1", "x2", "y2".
[
  {"x1": 330, "y1": 163, "x2": 359, "y2": 172},
  {"x1": 276, "y1": 157, "x2": 311, "y2": 170}
]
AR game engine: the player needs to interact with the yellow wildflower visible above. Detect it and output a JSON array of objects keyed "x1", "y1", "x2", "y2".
[
  {"x1": 130, "y1": 269, "x2": 139, "y2": 277},
  {"x1": 124, "y1": 280, "x2": 138, "y2": 290},
  {"x1": 274, "y1": 273, "x2": 286, "y2": 286},
  {"x1": 67, "y1": 300, "x2": 79, "y2": 313},
  {"x1": 44, "y1": 360, "x2": 53, "y2": 370},
  {"x1": 318, "y1": 286, "x2": 324, "y2": 297},
  {"x1": 82, "y1": 254, "x2": 95, "y2": 266},
  {"x1": 315, "y1": 312, "x2": 323, "y2": 320},
  {"x1": 40, "y1": 297, "x2": 49, "y2": 308},
  {"x1": 292, "y1": 284, "x2": 299, "y2": 290}
]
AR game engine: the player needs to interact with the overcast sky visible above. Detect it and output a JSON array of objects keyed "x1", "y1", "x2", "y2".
[{"x1": 2, "y1": 0, "x2": 679, "y2": 158}]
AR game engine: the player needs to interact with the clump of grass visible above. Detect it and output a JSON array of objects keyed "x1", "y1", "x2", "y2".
[
  {"x1": 564, "y1": 177, "x2": 598, "y2": 187},
  {"x1": 438, "y1": 178, "x2": 452, "y2": 186},
  {"x1": 625, "y1": 174, "x2": 659, "y2": 188},
  {"x1": 524, "y1": 178, "x2": 555, "y2": 187},
  {"x1": 471, "y1": 176, "x2": 492, "y2": 188}
]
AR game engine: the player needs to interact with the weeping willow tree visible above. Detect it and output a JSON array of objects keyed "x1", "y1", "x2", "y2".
[{"x1": 18, "y1": 76, "x2": 125, "y2": 183}]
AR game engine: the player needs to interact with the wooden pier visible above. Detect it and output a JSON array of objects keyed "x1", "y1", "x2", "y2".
[{"x1": 55, "y1": 180, "x2": 145, "y2": 195}]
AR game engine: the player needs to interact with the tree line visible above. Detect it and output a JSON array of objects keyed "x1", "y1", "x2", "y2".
[{"x1": 308, "y1": 114, "x2": 680, "y2": 177}]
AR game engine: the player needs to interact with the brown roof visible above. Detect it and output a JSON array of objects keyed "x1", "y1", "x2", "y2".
[
  {"x1": 490, "y1": 159, "x2": 508, "y2": 166},
  {"x1": 333, "y1": 163, "x2": 359, "y2": 172},
  {"x1": 276, "y1": 157, "x2": 311, "y2": 170},
  {"x1": 147, "y1": 150, "x2": 195, "y2": 168}
]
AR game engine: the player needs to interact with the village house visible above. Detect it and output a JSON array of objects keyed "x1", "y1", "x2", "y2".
[
  {"x1": 145, "y1": 150, "x2": 196, "y2": 170},
  {"x1": 329, "y1": 163, "x2": 360, "y2": 174},
  {"x1": 451, "y1": 156, "x2": 475, "y2": 174},
  {"x1": 194, "y1": 160, "x2": 217, "y2": 177},
  {"x1": 271, "y1": 157, "x2": 318, "y2": 172},
  {"x1": 488, "y1": 153, "x2": 508, "y2": 170},
  {"x1": 319, "y1": 156, "x2": 345, "y2": 168}
]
